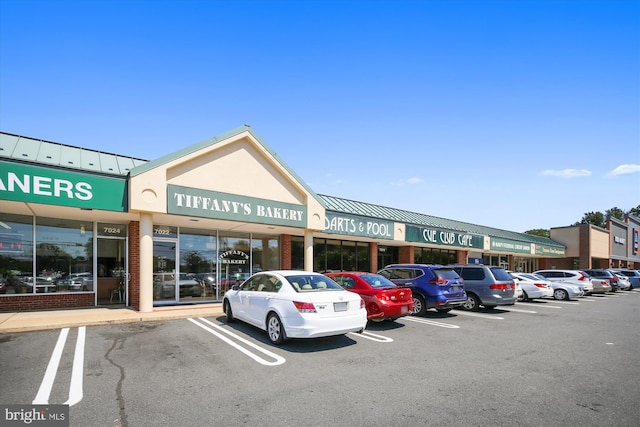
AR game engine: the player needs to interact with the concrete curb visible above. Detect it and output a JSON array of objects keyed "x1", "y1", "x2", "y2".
[{"x1": 0, "y1": 303, "x2": 224, "y2": 334}]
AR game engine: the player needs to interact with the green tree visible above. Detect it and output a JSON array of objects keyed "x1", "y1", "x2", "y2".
[
  {"x1": 628, "y1": 205, "x2": 640, "y2": 217},
  {"x1": 574, "y1": 211, "x2": 606, "y2": 228},
  {"x1": 524, "y1": 228, "x2": 550, "y2": 238},
  {"x1": 606, "y1": 207, "x2": 625, "y2": 221}
]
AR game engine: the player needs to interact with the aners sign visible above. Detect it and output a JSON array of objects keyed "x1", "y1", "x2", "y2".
[{"x1": 0, "y1": 160, "x2": 127, "y2": 211}]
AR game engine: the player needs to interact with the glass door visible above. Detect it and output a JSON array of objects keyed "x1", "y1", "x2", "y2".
[
  {"x1": 97, "y1": 238, "x2": 127, "y2": 305},
  {"x1": 153, "y1": 239, "x2": 178, "y2": 304}
]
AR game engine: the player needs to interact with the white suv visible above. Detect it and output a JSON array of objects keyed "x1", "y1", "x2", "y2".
[{"x1": 533, "y1": 269, "x2": 593, "y2": 295}]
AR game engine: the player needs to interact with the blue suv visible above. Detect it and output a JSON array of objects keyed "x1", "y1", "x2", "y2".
[{"x1": 377, "y1": 264, "x2": 467, "y2": 315}]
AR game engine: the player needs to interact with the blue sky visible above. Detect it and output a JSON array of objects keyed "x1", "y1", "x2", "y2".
[{"x1": 1, "y1": 0, "x2": 638, "y2": 233}]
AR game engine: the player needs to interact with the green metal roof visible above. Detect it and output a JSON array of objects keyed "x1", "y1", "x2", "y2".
[
  {"x1": 0, "y1": 132, "x2": 148, "y2": 176},
  {"x1": 0, "y1": 129, "x2": 563, "y2": 248},
  {"x1": 319, "y1": 194, "x2": 564, "y2": 248}
]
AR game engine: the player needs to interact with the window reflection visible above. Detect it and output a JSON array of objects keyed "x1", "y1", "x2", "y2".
[{"x1": 0, "y1": 214, "x2": 95, "y2": 294}]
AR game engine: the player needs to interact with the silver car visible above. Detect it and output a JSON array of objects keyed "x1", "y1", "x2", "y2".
[
  {"x1": 450, "y1": 265, "x2": 517, "y2": 311},
  {"x1": 533, "y1": 269, "x2": 592, "y2": 295},
  {"x1": 531, "y1": 274, "x2": 583, "y2": 300}
]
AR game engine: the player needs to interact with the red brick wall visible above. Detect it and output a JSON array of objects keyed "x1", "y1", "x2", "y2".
[
  {"x1": 0, "y1": 293, "x2": 94, "y2": 312},
  {"x1": 399, "y1": 246, "x2": 414, "y2": 264},
  {"x1": 280, "y1": 234, "x2": 292, "y2": 270},
  {"x1": 128, "y1": 221, "x2": 140, "y2": 311},
  {"x1": 369, "y1": 242, "x2": 378, "y2": 273}
]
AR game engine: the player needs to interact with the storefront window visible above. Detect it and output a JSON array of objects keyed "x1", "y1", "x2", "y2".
[
  {"x1": 415, "y1": 247, "x2": 456, "y2": 265},
  {"x1": 291, "y1": 237, "x2": 304, "y2": 270},
  {"x1": 483, "y1": 254, "x2": 509, "y2": 268},
  {"x1": 342, "y1": 241, "x2": 357, "y2": 271},
  {"x1": 313, "y1": 238, "x2": 371, "y2": 272},
  {"x1": 0, "y1": 214, "x2": 34, "y2": 294},
  {"x1": 36, "y1": 217, "x2": 94, "y2": 293},
  {"x1": 251, "y1": 234, "x2": 279, "y2": 272}
]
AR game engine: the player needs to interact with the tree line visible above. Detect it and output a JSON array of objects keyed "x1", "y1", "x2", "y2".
[{"x1": 525, "y1": 205, "x2": 640, "y2": 238}]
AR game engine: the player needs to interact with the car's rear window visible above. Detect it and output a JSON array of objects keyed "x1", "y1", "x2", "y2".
[
  {"x1": 457, "y1": 268, "x2": 485, "y2": 281},
  {"x1": 434, "y1": 268, "x2": 461, "y2": 280},
  {"x1": 287, "y1": 275, "x2": 343, "y2": 292},
  {"x1": 361, "y1": 274, "x2": 397, "y2": 288},
  {"x1": 490, "y1": 268, "x2": 513, "y2": 281}
]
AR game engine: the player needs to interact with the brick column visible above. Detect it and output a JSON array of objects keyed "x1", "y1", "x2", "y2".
[
  {"x1": 369, "y1": 242, "x2": 378, "y2": 273},
  {"x1": 457, "y1": 250, "x2": 469, "y2": 264},
  {"x1": 128, "y1": 221, "x2": 140, "y2": 310},
  {"x1": 399, "y1": 246, "x2": 414, "y2": 264},
  {"x1": 280, "y1": 234, "x2": 292, "y2": 270}
]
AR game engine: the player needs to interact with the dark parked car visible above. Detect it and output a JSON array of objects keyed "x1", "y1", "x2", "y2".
[
  {"x1": 324, "y1": 272, "x2": 414, "y2": 321},
  {"x1": 450, "y1": 265, "x2": 517, "y2": 311},
  {"x1": 582, "y1": 269, "x2": 620, "y2": 292},
  {"x1": 376, "y1": 264, "x2": 467, "y2": 315}
]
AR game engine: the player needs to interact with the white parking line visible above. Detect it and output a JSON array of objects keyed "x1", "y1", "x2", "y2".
[
  {"x1": 33, "y1": 327, "x2": 85, "y2": 407},
  {"x1": 544, "y1": 300, "x2": 580, "y2": 305},
  {"x1": 518, "y1": 302, "x2": 562, "y2": 309},
  {"x1": 33, "y1": 328, "x2": 69, "y2": 404},
  {"x1": 502, "y1": 307, "x2": 537, "y2": 314},
  {"x1": 64, "y1": 326, "x2": 86, "y2": 406},
  {"x1": 402, "y1": 317, "x2": 460, "y2": 328},
  {"x1": 188, "y1": 318, "x2": 285, "y2": 366},
  {"x1": 454, "y1": 311, "x2": 504, "y2": 320},
  {"x1": 350, "y1": 330, "x2": 394, "y2": 342}
]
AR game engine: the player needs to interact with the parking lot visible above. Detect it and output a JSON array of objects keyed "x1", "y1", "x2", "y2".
[{"x1": 1, "y1": 291, "x2": 639, "y2": 427}]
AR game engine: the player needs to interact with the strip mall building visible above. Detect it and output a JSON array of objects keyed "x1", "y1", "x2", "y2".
[{"x1": 1, "y1": 126, "x2": 639, "y2": 312}]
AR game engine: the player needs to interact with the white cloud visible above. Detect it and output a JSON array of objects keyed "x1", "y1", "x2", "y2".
[
  {"x1": 390, "y1": 177, "x2": 424, "y2": 186},
  {"x1": 539, "y1": 169, "x2": 592, "y2": 178},
  {"x1": 605, "y1": 164, "x2": 640, "y2": 177}
]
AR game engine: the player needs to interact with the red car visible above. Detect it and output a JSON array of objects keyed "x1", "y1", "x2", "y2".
[{"x1": 324, "y1": 272, "x2": 414, "y2": 321}]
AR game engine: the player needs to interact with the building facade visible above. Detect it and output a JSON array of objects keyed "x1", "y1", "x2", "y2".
[{"x1": 3, "y1": 125, "x2": 629, "y2": 313}]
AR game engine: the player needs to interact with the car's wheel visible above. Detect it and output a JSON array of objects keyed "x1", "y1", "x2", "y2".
[
  {"x1": 553, "y1": 289, "x2": 568, "y2": 300},
  {"x1": 412, "y1": 294, "x2": 427, "y2": 316},
  {"x1": 518, "y1": 290, "x2": 528, "y2": 302},
  {"x1": 435, "y1": 307, "x2": 453, "y2": 313},
  {"x1": 223, "y1": 300, "x2": 234, "y2": 323},
  {"x1": 267, "y1": 313, "x2": 286, "y2": 345},
  {"x1": 462, "y1": 294, "x2": 481, "y2": 311}
]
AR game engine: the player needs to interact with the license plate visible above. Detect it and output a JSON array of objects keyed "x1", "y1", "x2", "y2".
[
  {"x1": 334, "y1": 302, "x2": 348, "y2": 312},
  {"x1": 401, "y1": 305, "x2": 409, "y2": 314}
]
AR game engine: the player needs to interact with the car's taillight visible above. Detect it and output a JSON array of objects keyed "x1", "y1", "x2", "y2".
[
  {"x1": 490, "y1": 284, "x2": 508, "y2": 290},
  {"x1": 360, "y1": 299, "x2": 366, "y2": 309},
  {"x1": 610, "y1": 277, "x2": 618, "y2": 282},
  {"x1": 293, "y1": 301, "x2": 316, "y2": 313},
  {"x1": 534, "y1": 283, "x2": 548, "y2": 288},
  {"x1": 376, "y1": 293, "x2": 390, "y2": 301},
  {"x1": 428, "y1": 278, "x2": 449, "y2": 285}
]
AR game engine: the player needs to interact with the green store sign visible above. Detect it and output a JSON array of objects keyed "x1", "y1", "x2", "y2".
[
  {"x1": 535, "y1": 244, "x2": 565, "y2": 257},
  {"x1": 406, "y1": 225, "x2": 484, "y2": 248},
  {"x1": 324, "y1": 212, "x2": 394, "y2": 239},
  {"x1": 0, "y1": 160, "x2": 127, "y2": 211},
  {"x1": 167, "y1": 184, "x2": 307, "y2": 227},
  {"x1": 490, "y1": 237, "x2": 532, "y2": 254}
]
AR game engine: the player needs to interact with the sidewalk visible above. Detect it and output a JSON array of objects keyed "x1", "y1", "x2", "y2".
[{"x1": 0, "y1": 303, "x2": 224, "y2": 333}]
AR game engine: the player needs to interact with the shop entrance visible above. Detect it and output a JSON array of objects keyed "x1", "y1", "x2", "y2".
[{"x1": 96, "y1": 237, "x2": 128, "y2": 305}]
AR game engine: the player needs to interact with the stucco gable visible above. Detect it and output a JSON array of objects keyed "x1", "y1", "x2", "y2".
[{"x1": 129, "y1": 125, "x2": 325, "y2": 230}]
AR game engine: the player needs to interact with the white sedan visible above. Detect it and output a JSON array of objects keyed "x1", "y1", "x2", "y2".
[
  {"x1": 512, "y1": 273, "x2": 554, "y2": 301},
  {"x1": 222, "y1": 270, "x2": 367, "y2": 345}
]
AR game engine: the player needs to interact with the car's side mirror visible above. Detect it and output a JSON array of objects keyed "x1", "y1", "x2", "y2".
[{"x1": 232, "y1": 285, "x2": 240, "y2": 291}]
